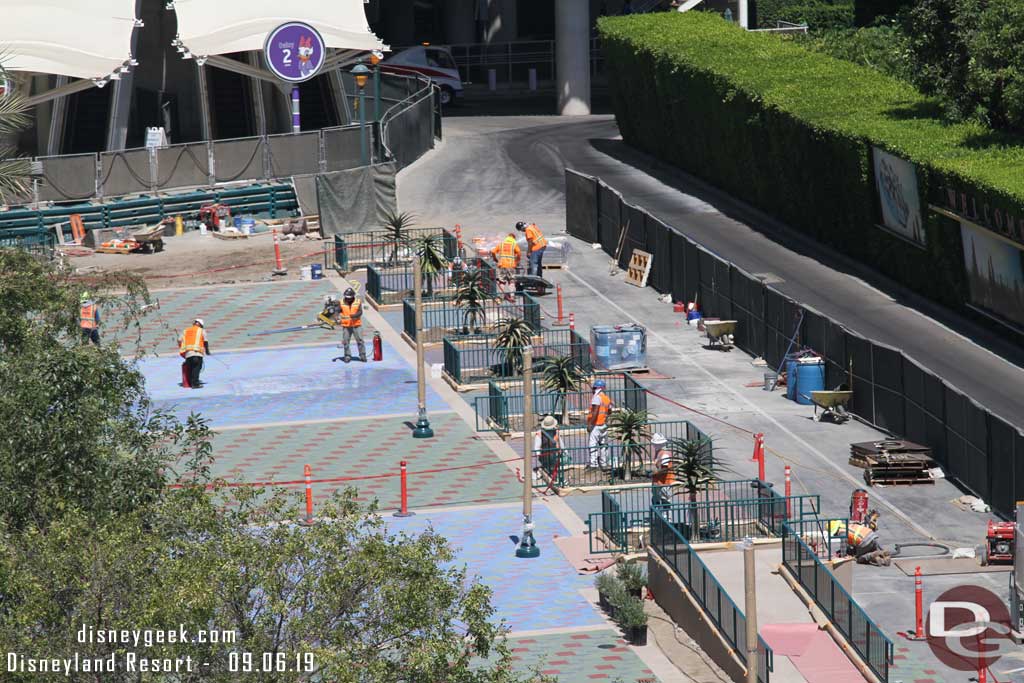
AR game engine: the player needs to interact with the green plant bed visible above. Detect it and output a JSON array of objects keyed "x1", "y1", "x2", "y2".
[{"x1": 598, "y1": 12, "x2": 1024, "y2": 317}]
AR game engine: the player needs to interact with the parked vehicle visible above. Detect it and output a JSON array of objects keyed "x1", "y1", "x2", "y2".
[{"x1": 382, "y1": 45, "x2": 464, "y2": 106}]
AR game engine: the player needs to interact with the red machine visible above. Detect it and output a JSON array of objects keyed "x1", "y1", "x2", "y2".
[
  {"x1": 198, "y1": 203, "x2": 232, "y2": 229},
  {"x1": 981, "y1": 521, "x2": 1016, "y2": 566},
  {"x1": 850, "y1": 488, "x2": 869, "y2": 523}
]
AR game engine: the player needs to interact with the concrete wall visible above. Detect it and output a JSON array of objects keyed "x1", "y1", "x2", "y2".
[{"x1": 648, "y1": 551, "x2": 747, "y2": 683}]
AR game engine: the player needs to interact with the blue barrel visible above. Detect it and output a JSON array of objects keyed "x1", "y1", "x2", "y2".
[
  {"x1": 792, "y1": 358, "x2": 825, "y2": 405},
  {"x1": 687, "y1": 310, "x2": 702, "y2": 322},
  {"x1": 310, "y1": 263, "x2": 323, "y2": 280},
  {"x1": 785, "y1": 358, "x2": 799, "y2": 402}
]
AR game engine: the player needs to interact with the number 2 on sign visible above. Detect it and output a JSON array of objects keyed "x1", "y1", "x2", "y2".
[{"x1": 282, "y1": 49, "x2": 292, "y2": 65}]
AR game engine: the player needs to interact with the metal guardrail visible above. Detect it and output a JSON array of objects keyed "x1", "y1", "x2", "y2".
[
  {"x1": 366, "y1": 258, "x2": 496, "y2": 306},
  {"x1": 404, "y1": 292, "x2": 541, "y2": 342},
  {"x1": 0, "y1": 225, "x2": 56, "y2": 256},
  {"x1": 442, "y1": 328, "x2": 591, "y2": 385},
  {"x1": 325, "y1": 227, "x2": 457, "y2": 273},
  {"x1": 651, "y1": 508, "x2": 774, "y2": 683},
  {"x1": 473, "y1": 383, "x2": 647, "y2": 434},
  {"x1": 781, "y1": 520, "x2": 893, "y2": 681}
]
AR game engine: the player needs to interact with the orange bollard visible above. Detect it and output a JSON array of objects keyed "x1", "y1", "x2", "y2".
[
  {"x1": 751, "y1": 433, "x2": 763, "y2": 461},
  {"x1": 394, "y1": 460, "x2": 415, "y2": 517},
  {"x1": 302, "y1": 464, "x2": 314, "y2": 525},
  {"x1": 784, "y1": 465, "x2": 792, "y2": 518},
  {"x1": 552, "y1": 284, "x2": 568, "y2": 326},
  {"x1": 757, "y1": 436, "x2": 765, "y2": 482},
  {"x1": 569, "y1": 313, "x2": 575, "y2": 332},
  {"x1": 272, "y1": 229, "x2": 287, "y2": 276},
  {"x1": 914, "y1": 566, "x2": 925, "y2": 640}
]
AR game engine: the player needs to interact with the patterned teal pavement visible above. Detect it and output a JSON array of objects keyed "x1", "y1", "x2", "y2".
[{"x1": 501, "y1": 630, "x2": 659, "y2": 682}]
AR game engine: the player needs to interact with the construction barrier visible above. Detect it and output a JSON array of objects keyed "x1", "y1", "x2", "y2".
[
  {"x1": 442, "y1": 328, "x2": 591, "y2": 386},
  {"x1": 565, "y1": 169, "x2": 1024, "y2": 520},
  {"x1": 366, "y1": 258, "x2": 496, "y2": 306},
  {"x1": 650, "y1": 507, "x2": 774, "y2": 683},
  {"x1": 403, "y1": 291, "x2": 541, "y2": 343},
  {"x1": 781, "y1": 520, "x2": 894, "y2": 681}
]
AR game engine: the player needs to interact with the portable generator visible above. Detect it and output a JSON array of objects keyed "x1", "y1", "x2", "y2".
[{"x1": 981, "y1": 520, "x2": 1016, "y2": 566}]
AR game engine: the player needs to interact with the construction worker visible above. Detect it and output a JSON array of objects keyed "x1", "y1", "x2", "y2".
[
  {"x1": 588, "y1": 379, "x2": 614, "y2": 469},
  {"x1": 337, "y1": 288, "x2": 366, "y2": 363},
  {"x1": 516, "y1": 221, "x2": 547, "y2": 277},
  {"x1": 491, "y1": 232, "x2": 521, "y2": 272},
  {"x1": 533, "y1": 415, "x2": 563, "y2": 486},
  {"x1": 828, "y1": 518, "x2": 891, "y2": 566},
  {"x1": 650, "y1": 433, "x2": 674, "y2": 502},
  {"x1": 79, "y1": 292, "x2": 100, "y2": 345},
  {"x1": 179, "y1": 318, "x2": 211, "y2": 389}
]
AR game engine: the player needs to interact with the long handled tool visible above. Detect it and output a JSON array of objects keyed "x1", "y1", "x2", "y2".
[
  {"x1": 609, "y1": 220, "x2": 630, "y2": 276},
  {"x1": 247, "y1": 321, "x2": 334, "y2": 337}
]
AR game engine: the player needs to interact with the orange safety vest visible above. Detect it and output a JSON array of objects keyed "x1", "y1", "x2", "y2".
[
  {"x1": 652, "y1": 449, "x2": 675, "y2": 486},
  {"x1": 494, "y1": 235, "x2": 520, "y2": 269},
  {"x1": 592, "y1": 391, "x2": 612, "y2": 426},
  {"x1": 525, "y1": 224, "x2": 547, "y2": 252},
  {"x1": 339, "y1": 301, "x2": 362, "y2": 328},
  {"x1": 846, "y1": 523, "x2": 873, "y2": 547},
  {"x1": 179, "y1": 325, "x2": 206, "y2": 357},
  {"x1": 79, "y1": 303, "x2": 98, "y2": 330}
]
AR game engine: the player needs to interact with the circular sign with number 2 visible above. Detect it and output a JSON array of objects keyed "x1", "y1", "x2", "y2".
[{"x1": 264, "y1": 22, "x2": 326, "y2": 83}]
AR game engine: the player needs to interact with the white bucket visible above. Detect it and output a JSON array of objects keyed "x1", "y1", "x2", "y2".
[
  {"x1": 430, "y1": 363, "x2": 443, "y2": 379},
  {"x1": 300, "y1": 265, "x2": 312, "y2": 281},
  {"x1": 199, "y1": 223, "x2": 208, "y2": 236}
]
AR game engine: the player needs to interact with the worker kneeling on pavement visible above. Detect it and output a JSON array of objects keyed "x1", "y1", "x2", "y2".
[
  {"x1": 337, "y1": 288, "x2": 366, "y2": 363},
  {"x1": 179, "y1": 318, "x2": 211, "y2": 389},
  {"x1": 829, "y1": 516, "x2": 891, "y2": 566}
]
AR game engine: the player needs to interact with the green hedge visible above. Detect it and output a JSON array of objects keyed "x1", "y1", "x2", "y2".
[
  {"x1": 757, "y1": 0, "x2": 854, "y2": 30},
  {"x1": 598, "y1": 12, "x2": 1024, "y2": 312}
]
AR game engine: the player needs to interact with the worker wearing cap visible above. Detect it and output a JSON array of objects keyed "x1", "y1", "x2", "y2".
[
  {"x1": 588, "y1": 379, "x2": 614, "y2": 469},
  {"x1": 532, "y1": 415, "x2": 563, "y2": 486},
  {"x1": 337, "y1": 288, "x2": 366, "y2": 363},
  {"x1": 828, "y1": 519, "x2": 890, "y2": 565},
  {"x1": 516, "y1": 221, "x2": 547, "y2": 277},
  {"x1": 179, "y1": 318, "x2": 211, "y2": 389},
  {"x1": 79, "y1": 292, "x2": 101, "y2": 345},
  {"x1": 650, "y1": 433, "x2": 675, "y2": 498}
]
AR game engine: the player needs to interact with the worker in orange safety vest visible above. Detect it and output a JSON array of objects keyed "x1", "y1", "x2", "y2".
[
  {"x1": 336, "y1": 288, "x2": 366, "y2": 363},
  {"x1": 516, "y1": 221, "x2": 547, "y2": 277},
  {"x1": 588, "y1": 379, "x2": 615, "y2": 469},
  {"x1": 79, "y1": 292, "x2": 101, "y2": 345},
  {"x1": 491, "y1": 233, "x2": 521, "y2": 302},
  {"x1": 828, "y1": 519, "x2": 890, "y2": 565},
  {"x1": 179, "y1": 318, "x2": 211, "y2": 389}
]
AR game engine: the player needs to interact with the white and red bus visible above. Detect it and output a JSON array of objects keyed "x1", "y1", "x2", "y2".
[{"x1": 382, "y1": 45, "x2": 464, "y2": 106}]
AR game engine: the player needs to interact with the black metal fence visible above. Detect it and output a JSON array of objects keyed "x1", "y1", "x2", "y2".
[
  {"x1": 566, "y1": 169, "x2": 1024, "y2": 519},
  {"x1": 782, "y1": 521, "x2": 893, "y2": 681}
]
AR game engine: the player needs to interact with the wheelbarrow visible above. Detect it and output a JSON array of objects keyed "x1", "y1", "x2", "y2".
[
  {"x1": 810, "y1": 389, "x2": 853, "y2": 424},
  {"x1": 704, "y1": 320, "x2": 737, "y2": 350}
]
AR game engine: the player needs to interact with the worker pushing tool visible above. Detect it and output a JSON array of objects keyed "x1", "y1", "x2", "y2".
[
  {"x1": 588, "y1": 379, "x2": 615, "y2": 470},
  {"x1": 336, "y1": 288, "x2": 366, "y2": 363},
  {"x1": 179, "y1": 318, "x2": 211, "y2": 389},
  {"x1": 829, "y1": 510, "x2": 891, "y2": 566},
  {"x1": 79, "y1": 292, "x2": 100, "y2": 345},
  {"x1": 515, "y1": 221, "x2": 547, "y2": 277}
]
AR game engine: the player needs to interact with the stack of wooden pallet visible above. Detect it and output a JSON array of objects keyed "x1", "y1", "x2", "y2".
[{"x1": 849, "y1": 440, "x2": 936, "y2": 486}]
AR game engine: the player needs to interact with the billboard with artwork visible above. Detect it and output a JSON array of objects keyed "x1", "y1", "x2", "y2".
[
  {"x1": 872, "y1": 147, "x2": 926, "y2": 246},
  {"x1": 961, "y1": 221, "x2": 1024, "y2": 329}
]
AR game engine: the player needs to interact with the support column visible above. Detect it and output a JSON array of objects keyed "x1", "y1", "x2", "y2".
[
  {"x1": 45, "y1": 76, "x2": 69, "y2": 156},
  {"x1": 555, "y1": 0, "x2": 591, "y2": 115},
  {"x1": 245, "y1": 52, "x2": 269, "y2": 136},
  {"x1": 196, "y1": 63, "x2": 213, "y2": 141},
  {"x1": 107, "y1": 71, "x2": 136, "y2": 150}
]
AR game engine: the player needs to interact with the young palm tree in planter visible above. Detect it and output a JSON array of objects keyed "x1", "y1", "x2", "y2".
[
  {"x1": 493, "y1": 316, "x2": 535, "y2": 377},
  {"x1": 414, "y1": 234, "x2": 448, "y2": 299},
  {"x1": 453, "y1": 268, "x2": 493, "y2": 334},
  {"x1": 666, "y1": 436, "x2": 727, "y2": 540},
  {"x1": 538, "y1": 355, "x2": 586, "y2": 425},
  {"x1": 604, "y1": 409, "x2": 653, "y2": 482},
  {"x1": 382, "y1": 210, "x2": 416, "y2": 266}
]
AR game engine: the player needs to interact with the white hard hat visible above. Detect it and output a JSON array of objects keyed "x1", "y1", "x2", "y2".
[
  {"x1": 194, "y1": 318, "x2": 204, "y2": 328},
  {"x1": 651, "y1": 433, "x2": 667, "y2": 446}
]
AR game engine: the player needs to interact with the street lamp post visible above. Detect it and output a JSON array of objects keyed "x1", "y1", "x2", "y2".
[
  {"x1": 743, "y1": 537, "x2": 758, "y2": 683},
  {"x1": 351, "y1": 63, "x2": 370, "y2": 165},
  {"x1": 370, "y1": 52, "x2": 382, "y2": 159},
  {"x1": 412, "y1": 258, "x2": 434, "y2": 439},
  {"x1": 516, "y1": 346, "x2": 539, "y2": 558}
]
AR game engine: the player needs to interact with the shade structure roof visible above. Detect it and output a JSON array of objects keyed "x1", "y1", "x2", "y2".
[
  {"x1": 0, "y1": 0, "x2": 138, "y2": 79},
  {"x1": 171, "y1": 0, "x2": 385, "y2": 58}
]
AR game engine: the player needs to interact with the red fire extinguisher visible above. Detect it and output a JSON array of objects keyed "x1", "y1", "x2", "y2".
[
  {"x1": 850, "y1": 489, "x2": 869, "y2": 523},
  {"x1": 372, "y1": 331, "x2": 383, "y2": 361}
]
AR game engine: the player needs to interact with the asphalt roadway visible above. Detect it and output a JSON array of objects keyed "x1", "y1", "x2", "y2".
[{"x1": 404, "y1": 114, "x2": 1024, "y2": 432}]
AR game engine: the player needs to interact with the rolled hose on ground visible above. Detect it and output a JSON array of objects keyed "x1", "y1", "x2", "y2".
[{"x1": 891, "y1": 542, "x2": 951, "y2": 558}]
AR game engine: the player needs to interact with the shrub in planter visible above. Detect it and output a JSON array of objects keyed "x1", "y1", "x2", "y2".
[
  {"x1": 614, "y1": 595, "x2": 649, "y2": 645},
  {"x1": 594, "y1": 572, "x2": 620, "y2": 612},
  {"x1": 604, "y1": 579, "x2": 629, "y2": 620},
  {"x1": 616, "y1": 559, "x2": 646, "y2": 598}
]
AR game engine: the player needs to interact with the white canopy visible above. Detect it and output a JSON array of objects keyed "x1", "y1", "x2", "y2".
[
  {"x1": 171, "y1": 0, "x2": 385, "y2": 58},
  {"x1": 0, "y1": 0, "x2": 138, "y2": 79}
]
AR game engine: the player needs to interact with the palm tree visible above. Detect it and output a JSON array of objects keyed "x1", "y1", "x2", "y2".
[
  {"x1": 537, "y1": 355, "x2": 586, "y2": 425},
  {"x1": 665, "y1": 436, "x2": 727, "y2": 539},
  {"x1": 605, "y1": 408, "x2": 652, "y2": 482},
  {"x1": 453, "y1": 268, "x2": 493, "y2": 334},
  {"x1": 494, "y1": 317, "x2": 535, "y2": 376},
  {"x1": 0, "y1": 67, "x2": 32, "y2": 203},
  {"x1": 382, "y1": 210, "x2": 416, "y2": 266},
  {"x1": 414, "y1": 234, "x2": 448, "y2": 298}
]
